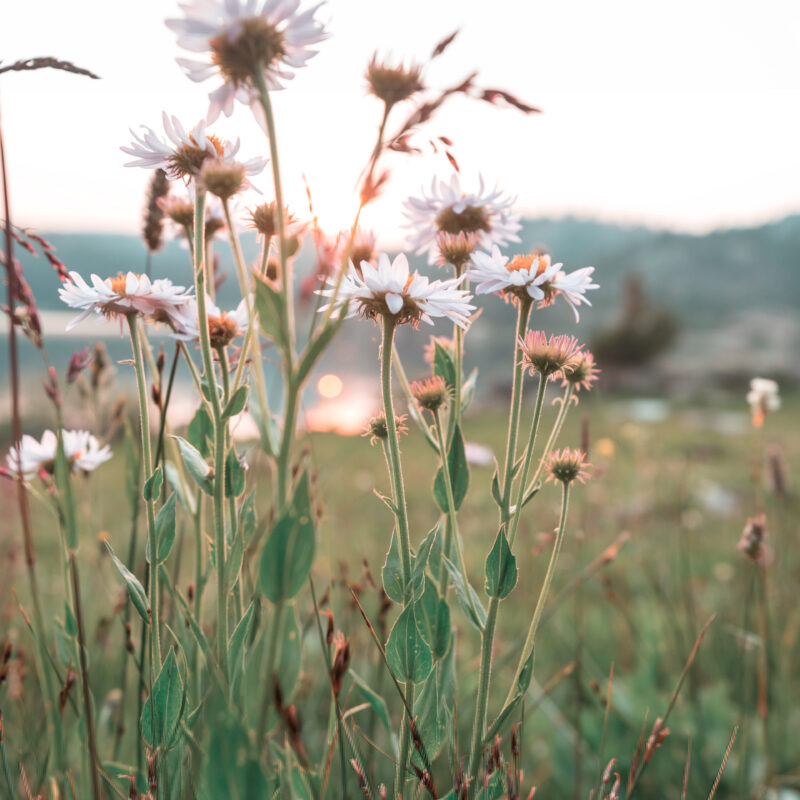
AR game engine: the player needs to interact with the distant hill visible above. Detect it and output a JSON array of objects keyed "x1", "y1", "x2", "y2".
[{"x1": 6, "y1": 216, "x2": 800, "y2": 388}]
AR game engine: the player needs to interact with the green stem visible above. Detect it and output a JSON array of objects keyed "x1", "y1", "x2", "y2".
[
  {"x1": 432, "y1": 408, "x2": 477, "y2": 622},
  {"x1": 507, "y1": 376, "x2": 548, "y2": 549},
  {"x1": 526, "y1": 384, "x2": 573, "y2": 494},
  {"x1": 466, "y1": 298, "x2": 531, "y2": 792},
  {"x1": 257, "y1": 599, "x2": 286, "y2": 748},
  {"x1": 504, "y1": 483, "x2": 572, "y2": 708},
  {"x1": 128, "y1": 313, "x2": 161, "y2": 672},
  {"x1": 446, "y1": 264, "x2": 465, "y2": 445}
]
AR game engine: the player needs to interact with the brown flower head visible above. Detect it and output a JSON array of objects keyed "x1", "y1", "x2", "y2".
[
  {"x1": 366, "y1": 54, "x2": 424, "y2": 107},
  {"x1": 737, "y1": 514, "x2": 771, "y2": 564},
  {"x1": 545, "y1": 447, "x2": 591, "y2": 485},
  {"x1": 520, "y1": 331, "x2": 582, "y2": 380},
  {"x1": 363, "y1": 411, "x2": 408, "y2": 445},
  {"x1": 200, "y1": 158, "x2": 246, "y2": 200},
  {"x1": 410, "y1": 375, "x2": 449, "y2": 412}
]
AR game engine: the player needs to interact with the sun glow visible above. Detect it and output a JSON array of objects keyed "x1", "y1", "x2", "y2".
[{"x1": 317, "y1": 373, "x2": 343, "y2": 398}]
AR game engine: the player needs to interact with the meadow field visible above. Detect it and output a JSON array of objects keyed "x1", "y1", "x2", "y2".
[{"x1": 2, "y1": 389, "x2": 796, "y2": 797}]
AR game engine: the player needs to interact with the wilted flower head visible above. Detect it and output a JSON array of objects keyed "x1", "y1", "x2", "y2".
[
  {"x1": 561, "y1": 349, "x2": 600, "y2": 392},
  {"x1": 363, "y1": 411, "x2": 408, "y2": 445},
  {"x1": 248, "y1": 201, "x2": 294, "y2": 238},
  {"x1": 122, "y1": 113, "x2": 266, "y2": 181},
  {"x1": 58, "y1": 271, "x2": 193, "y2": 330},
  {"x1": 470, "y1": 246, "x2": 598, "y2": 321},
  {"x1": 200, "y1": 158, "x2": 248, "y2": 200},
  {"x1": 317, "y1": 252, "x2": 474, "y2": 329},
  {"x1": 157, "y1": 192, "x2": 196, "y2": 228},
  {"x1": 166, "y1": 0, "x2": 328, "y2": 124},
  {"x1": 410, "y1": 376, "x2": 449, "y2": 412},
  {"x1": 545, "y1": 447, "x2": 591, "y2": 485},
  {"x1": 366, "y1": 54, "x2": 424, "y2": 108},
  {"x1": 737, "y1": 514, "x2": 771, "y2": 564},
  {"x1": 66, "y1": 348, "x2": 92, "y2": 384},
  {"x1": 169, "y1": 295, "x2": 250, "y2": 348},
  {"x1": 5, "y1": 430, "x2": 111, "y2": 480},
  {"x1": 746, "y1": 378, "x2": 779, "y2": 427},
  {"x1": 404, "y1": 175, "x2": 521, "y2": 265},
  {"x1": 519, "y1": 331, "x2": 582, "y2": 380}
]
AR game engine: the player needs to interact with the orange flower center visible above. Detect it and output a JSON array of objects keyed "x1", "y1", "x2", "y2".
[{"x1": 109, "y1": 273, "x2": 141, "y2": 295}]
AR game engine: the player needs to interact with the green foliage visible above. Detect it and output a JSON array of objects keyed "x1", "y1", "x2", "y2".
[
  {"x1": 485, "y1": 527, "x2": 517, "y2": 599},
  {"x1": 259, "y1": 472, "x2": 315, "y2": 602},
  {"x1": 385, "y1": 603, "x2": 433, "y2": 683},
  {"x1": 433, "y1": 424, "x2": 469, "y2": 512},
  {"x1": 172, "y1": 435, "x2": 213, "y2": 494},
  {"x1": 105, "y1": 541, "x2": 149, "y2": 624},
  {"x1": 141, "y1": 650, "x2": 185, "y2": 749}
]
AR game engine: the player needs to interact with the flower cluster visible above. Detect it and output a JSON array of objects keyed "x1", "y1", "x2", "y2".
[{"x1": 5, "y1": 430, "x2": 111, "y2": 480}]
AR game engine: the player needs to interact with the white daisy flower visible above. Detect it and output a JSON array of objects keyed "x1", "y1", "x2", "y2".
[
  {"x1": 747, "y1": 377, "x2": 780, "y2": 425},
  {"x1": 121, "y1": 112, "x2": 266, "y2": 180},
  {"x1": 58, "y1": 271, "x2": 193, "y2": 330},
  {"x1": 166, "y1": 0, "x2": 328, "y2": 124},
  {"x1": 5, "y1": 430, "x2": 111, "y2": 480},
  {"x1": 404, "y1": 174, "x2": 521, "y2": 265},
  {"x1": 318, "y1": 252, "x2": 474, "y2": 329},
  {"x1": 169, "y1": 295, "x2": 251, "y2": 348},
  {"x1": 469, "y1": 247, "x2": 599, "y2": 321}
]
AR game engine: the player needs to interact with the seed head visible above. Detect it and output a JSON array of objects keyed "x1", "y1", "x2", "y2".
[
  {"x1": 200, "y1": 158, "x2": 246, "y2": 200},
  {"x1": 737, "y1": 514, "x2": 770, "y2": 564},
  {"x1": 248, "y1": 202, "x2": 294, "y2": 238},
  {"x1": 366, "y1": 54, "x2": 424, "y2": 107},
  {"x1": 211, "y1": 17, "x2": 286, "y2": 88},
  {"x1": 142, "y1": 168, "x2": 169, "y2": 253},
  {"x1": 363, "y1": 412, "x2": 408, "y2": 445},
  {"x1": 411, "y1": 375, "x2": 449, "y2": 412},
  {"x1": 519, "y1": 331, "x2": 582, "y2": 380},
  {"x1": 157, "y1": 194, "x2": 195, "y2": 229},
  {"x1": 545, "y1": 447, "x2": 591, "y2": 485}
]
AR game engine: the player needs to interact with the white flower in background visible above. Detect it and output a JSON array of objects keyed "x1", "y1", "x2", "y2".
[
  {"x1": 318, "y1": 252, "x2": 474, "y2": 328},
  {"x1": 5, "y1": 430, "x2": 111, "y2": 480},
  {"x1": 747, "y1": 377, "x2": 780, "y2": 427},
  {"x1": 166, "y1": 0, "x2": 328, "y2": 124},
  {"x1": 121, "y1": 113, "x2": 266, "y2": 180},
  {"x1": 58, "y1": 271, "x2": 193, "y2": 330},
  {"x1": 169, "y1": 295, "x2": 251, "y2": 348},
  {"x1": 469, "y1": 246, "x2": 599, "y2": 321},
  {"x1": 404, "y1": 175, "x2": 521, "y2": 265}
]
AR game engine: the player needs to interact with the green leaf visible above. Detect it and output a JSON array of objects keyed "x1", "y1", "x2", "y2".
[
  {"x1": 385, "y1": 604, "x2": 432, "y2": 684},
  {"x1": 254, "y1": 273, "x2": 286, "y2": 345},
  {"x1": 258, "y1": 473, "x2": 315, "y2": 603},
  {"x1": 485, "y1": 528, "x2": 517, "y2": 599},
  {"x1": 382, "y1": 531, "x2": 404, "y2": 604},
  {"x1": 225, "y1": 530, "x2": 244, "y2": 590},
  {"x1": 248, "y1": 400, "x2": 278, "y2": 457},
  {"x1": 350, "y1": 670, "x2": 393, "y2": 741},
  {"x1": 187, "y1": 405, "x2": 213, "y2": 458},
  {"x1": 164, "y1": 460, "x2": 195, "y2": 515},
  {"x1": 411, "y1": 526, "x2": 437, "y2": 587},
  {"x1": 228, "y1": 601, "x2": 256, "y2": 685},
  {"x1": 275, "y1": 603, "x2": 302, "y2": 700},
  {"x1": 427, "y1": 520, "x2": 444, "y2": 578},
  {"x1": 143, "y1": 467, "x2": 163, "y2": 502},
  {"x1": 490, "y1": 461, "x2": 503, "y2": 508},
  {"x1": 239, "y1": 492, "x2": 257, "y2": 546},
  {"x1": 105, "y1": 542, "x2": 149, "y2": 624},
  {"x1": 521, "y1": 481, "x2": 542, "y2": 509},
  {"x1": 141, "y1": 649, "x2": 184, "y2": 748},
  {"x1": 460, "y1": 367, "x2": 479, "y2": 412},
  {"x1": 224, "y1": 449, "x2": 246, "y2": 497},
  {"x1": 222, "y1": 385, "x2": 249, "y2": 421},
  {"x1": 433, "y1": 340, "x2": 456, "y2": 389},
  {"x1": 416, "y1": 580, "x2": 451, "y2": 660},
  {"x1": 202, "y1": 712, "x2": 268, "y2": 797},
  {"x1": 433, "y1": 424, "x2": 469, "y2": 513},
  {"x1": 412, "y1": 667, "x2": 447, "y2": 768},
  {"x1": 171, "y1": 435, "x2": 212, "y2": 494},
  {"x1": 145, "y1": 492, "x2": 177, "y2": 565},
  {"x1": 517, "y1": 647, "x2": 535, "y2": 695},
  {"x1": 483, "y1": 694, "x2": 523, "y2": 748},
  {"x1": 64, "y1": 601, "x2": 77, "y2": 638},
  {"x1": 442, "y1": 556, "x2": 486, "y2": 631},
  {"x1": 296, "y1": 315, "x2": 345, "y2": 386}
]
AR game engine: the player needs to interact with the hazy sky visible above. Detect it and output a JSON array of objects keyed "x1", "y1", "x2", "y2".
[{"x1": 3, "y1": 0, "x2": 800, "y2": 246}]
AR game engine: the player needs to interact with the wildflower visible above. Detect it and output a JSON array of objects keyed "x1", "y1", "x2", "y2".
[
  {"x1": 404, "y1": 175, "x2": 520, "y2": 264},
  {"x1": 247, "y1": 202, "x2": 297, "y2": 239},
  {"x1": 169, "y1": 295, "x2": 250, "y2": 348},
  {"x1": 561, "y1": 349, "x2": 600, "y2": 392},
  {"x1": 5, "y1": 430, "x2": 111, "y2": 480},
  {"x1": 347, "y1": 228, "x2": 378, "y2": 273},
  {"x1": 363, "y1": 412, "x2": 407, "y2": 445},
  {"x1": 166, "y1": 0, "x2": 328, "y2": 124},
  {"x1": 121, "y1": 112, "x2": 265, "y2": 181},
  {"x1": 410, "y1": 376, "x2": 449, "y2": 412},
  {"x1": 157, "y1": 193, "x2": 195, "y2": 229},
  {"x1": 519, "y1": 331, "x2": 582, "y2": 380},
  {"x1": 366, "y1": 54, "x2": 424, "y2": 108},
  {"x1": 737, "y1": 514, "x2": 770, "y2": 564},
  {"x1": 436, "y1": 231, "x2": 480, "y2": 271},
  {"x1": 544, "y1": 447, "x2": 591, "y2": 485},
  {"x1": 318, "y1": 252, "x2": 474, "y2": 328},
  {"x1": 58, "y1": 271, "x2": 192, "y2": 330},
  {"x1": 470, "y1": 246, "x2": 598, "y2": 321},
  {"x1": 200, "y1": 158, "x2": 248, "y2": 200},
  {"x1": 746, "y1": 377, "x2": 779, "y2": 427}
]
